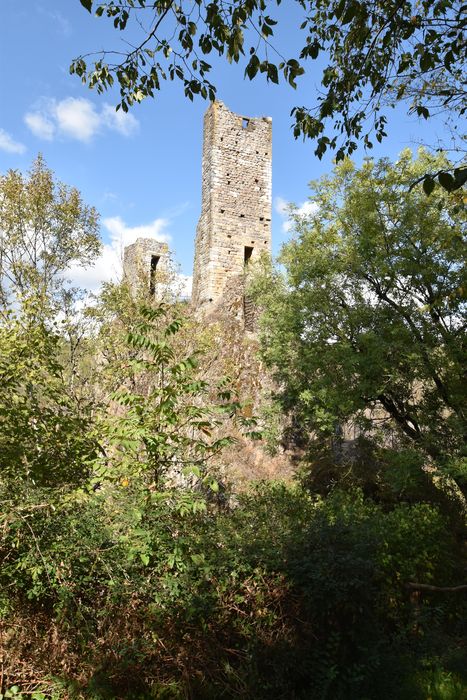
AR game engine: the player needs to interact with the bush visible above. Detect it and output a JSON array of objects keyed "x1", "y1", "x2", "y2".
[{"x1": 2, "y1": 483, "x2": 465, "y2": 699}]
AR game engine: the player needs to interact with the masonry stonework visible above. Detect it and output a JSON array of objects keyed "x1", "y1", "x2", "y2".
[
  {"x1": 123, "y1": 238, "x2": 170, "y2": 297},
  {"x1": 192, "y1": 101, "x2": 272, "y2": 321}
]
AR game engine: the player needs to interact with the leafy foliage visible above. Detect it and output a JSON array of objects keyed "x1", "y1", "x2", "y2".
[
  {"x1": 1, "y1": 317, "x2": 465, "y2": 697},
  {"x1": 1, "y1": 149, "x2": 465, "y2": 699},
  {"x1": 91, "y1": 302, "x2": 256, "y2": 490},
  {"x1": 0, "y1": 155, "x2": 100, "y2": 314},
  {"x1": 0, "y1": 307, "x2": 97, "y2": 489},
  {"x1": 1, "y1": 482, "x2": 465, "y2": 698},
  {"x1": 72, "y1": 0, "x2": 466, "y2": 186},
  {"x1": 253, "y1": 149, "x2": 466, "y2": 461}
]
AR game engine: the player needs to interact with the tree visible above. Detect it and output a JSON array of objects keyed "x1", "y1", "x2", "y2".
[
  {"x1": 73, "y1": 0, "x2": 466, "y2": 190},
  {"x1": 0, "y1": 155, "x2": 101, "y2": 314},
  {"x1": 0, "y1": 304, "x2": 98, "y2": 488},
  {"x1": 87, "y1": 280, "x2": 260, "y2": 491},
  {"x1": 253, "y1": 149, "x2": 466, "y2": 459}
]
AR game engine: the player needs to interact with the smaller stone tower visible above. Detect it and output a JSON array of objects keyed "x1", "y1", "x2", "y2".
[
  {"x1": 123, "y1": 238, "x2": 169, "y2": 297},
  {"x1": 192, "y1": 101, "x2": 272, "y2": 325}
]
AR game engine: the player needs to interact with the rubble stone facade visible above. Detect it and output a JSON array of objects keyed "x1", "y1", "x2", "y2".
[
  {"x1": 191, "y1": 101, "x2": 272, "y2": 322},
  {"x1": 123, "y1": 238, "x2": 170, "y2": 297}
]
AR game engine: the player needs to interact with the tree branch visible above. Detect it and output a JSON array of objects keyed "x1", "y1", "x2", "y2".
[{"x1": 407, "y1": 582, "x2": 467, "y2": 593}]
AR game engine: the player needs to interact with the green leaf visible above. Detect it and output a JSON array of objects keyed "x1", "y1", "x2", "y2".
[
  {"x1": 452, "y1": 167, "x2": 467, "y2": 190},
  {"x1": 342, "y1": 3, "x2": 358, "y2": 24},
  {"x1": 438, "y1": 172, "x2": 454, "y2": 191},
  {"x1": 423, "y1": 176, "x2": 435, "y2": 195},
  {"x1": 79, "y1": 0, "x2": 93, "y2": 12},
  {"x1": 245, "y1": 54, "x2": 260, "y2": 80},
  {"x1": 267, "y1": 63, "x2": 279, "y2": 84},
  {"x1": 416, "y1": 106, "x2": 430, "y2": 119}
]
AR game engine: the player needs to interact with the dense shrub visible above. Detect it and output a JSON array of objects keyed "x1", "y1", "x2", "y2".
[
  {"x1": 1, "y1": 295, "x2": 465, "y2": 699},
  {"x1": 1, "y1": 483, "x2": 465, "y2": 699}
]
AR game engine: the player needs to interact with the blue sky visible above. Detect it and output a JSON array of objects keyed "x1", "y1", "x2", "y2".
[{"x1": 0, "y1": 1, "x2": 448, "y2": 294}]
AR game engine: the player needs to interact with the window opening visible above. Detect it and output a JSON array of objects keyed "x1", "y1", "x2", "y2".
[
  {"x1": 242, "y1": 118, "x2": 249, "y2": 129},
  {"x1": 244, "y1": 246, "x2": 254, "y2": 265},
  {"x1": 149, "y1": 255, "x2": 160, "y2": 295}
]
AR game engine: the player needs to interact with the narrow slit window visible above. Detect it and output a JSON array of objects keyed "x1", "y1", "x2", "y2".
[
  {"x1": 244, "y1": 246, "x2": 253, "y2": 265},
  {"x1": 149, "y1": 255, "x2": 160, "y2": 295}
]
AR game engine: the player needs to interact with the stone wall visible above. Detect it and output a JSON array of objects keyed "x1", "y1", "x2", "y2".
[
  {"x1": 192, "y1": 101, "x2": 272, "y2": 321},
  {"x1": 123, "y1": 238, "x2": 170, "y2": 297}
]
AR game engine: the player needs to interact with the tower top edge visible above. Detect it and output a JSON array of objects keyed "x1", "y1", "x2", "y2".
[
  {"x1": 207, "y1": 100, "x2": 272, "y2": 124},
  {"x1": 124, "y1": 238, "x2": 169, "y2": 252}
]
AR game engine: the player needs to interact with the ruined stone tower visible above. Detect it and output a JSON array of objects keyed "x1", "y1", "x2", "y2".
[
  {"x1": 123, "y1": 238, "x2": 170, "y2": 297},
  {"x1": 192, "y1": 102, "x2": 272, "y2": 323}
]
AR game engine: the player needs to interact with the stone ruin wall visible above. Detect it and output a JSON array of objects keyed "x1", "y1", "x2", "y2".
[
  {"x1": 123, "y1": 102, "x2": 272, "y2": 328},
  {"x1": 123, "y1": 238, "x2": 170, "y2": 297},
  {"x1": 191, "y1": 101, "x2": 272, "y2": 323}
]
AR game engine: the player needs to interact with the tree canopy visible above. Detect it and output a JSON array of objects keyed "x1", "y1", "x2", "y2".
[
  {"x1": 73, "y1": 0, "x2": 466, "y2": 189},
  {"x1": 0, "y1": 155, "x2": 100, "y2": 314},
  {"x1": 253, "y1": 149, "x2": 466, "y2": 459}
]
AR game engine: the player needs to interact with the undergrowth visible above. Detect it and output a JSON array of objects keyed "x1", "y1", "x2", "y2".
[{"x1": 1, "y1": 483, "x2": 465, "y2": 699}]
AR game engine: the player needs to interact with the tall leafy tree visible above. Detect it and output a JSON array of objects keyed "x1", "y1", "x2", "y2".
[
  {"x1": 73, "y1": 0, "x2": 466, "y2": 189},
  {"x1": 0, "y1": 155, "x2": 100, "y2": 314},
  {"x1": 253, "y1": 149, "x2": 466, "y2": 459}
]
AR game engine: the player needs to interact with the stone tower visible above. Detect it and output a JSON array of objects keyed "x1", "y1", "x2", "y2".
[
  {"x1": 123, "y1": 238, "x2": 170, "y2": 297},
  {"x1": 192, "y1": 101, "x2": 272, "y2": 321}
]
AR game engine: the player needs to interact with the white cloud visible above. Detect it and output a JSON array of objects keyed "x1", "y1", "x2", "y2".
[
  {"x1": 24, "y1": 111, "x2": 55, "y2": 140},
  {"x1": 274, "y1": 196, "x2": 289, "y2": 217},
  {"x1": 0, "y1": 128, "x2": 26, "y2": 154},
  {"x1": 66, "y1": 254, "x2": 117, "y2": 292},
  {"x1": 102, "y1": 190, "x2": 118, "y2": 201},
  {"x1": 24, "y1": 98, "x2": 139, "y2": 143},
  {"x1": 274, "y1": 196, "x2": 319, "y2": 233},
  {"x1": 54, "y1": 98, "x2": 100, "y2": 142},
  {"x1": 103, "y1": 216, "x2": 171, "y2": 249},
  {"x1": 66, "y1": 215, "x2": 172, "y2": 293},
  {"x1": 101, "y1": 104, "x2": 139, "y2": 137}
]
